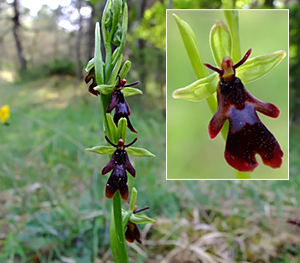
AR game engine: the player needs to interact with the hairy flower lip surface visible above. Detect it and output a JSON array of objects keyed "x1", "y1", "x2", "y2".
[
  {"x1": 102, "y1": 136, "x2": 137, "y2": 200},
  {"x1": 206, "y1": 50, "x2": 283, "y2": 172}
]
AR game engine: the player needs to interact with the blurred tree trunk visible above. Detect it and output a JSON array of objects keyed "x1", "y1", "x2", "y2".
[
  {"x1": 75, "y1": 0, "x2": 83, "y2": 80},
  {"x1": 168, "y1": 0, "x2": 172, "y2": 8},
  {"x1": 12, "y1": 0, "x2": 26, "y2": 71},
  {"x1": 86, "y1": 6, "x2": 94, "y2": 61},
  {"x1": 137, "y1": 0, "x2": 147, "y2": 91}
]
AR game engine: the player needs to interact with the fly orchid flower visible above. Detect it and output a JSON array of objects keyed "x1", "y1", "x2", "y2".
[
  {"x1": 107, "y1": 76, "x2": 139, "y2": 133},
  {"x1": 204, "y1": 49, "x2": 283, "y2": 172},
  {"x1": 102, "y1": 135, "x2": 137, "y2": 200},
  {"x1": 124, "y1": 206, "x2": 150, "y2": 244},
  {"x1": 172, "y1": 13, "x2": 286, "y2": 177}
]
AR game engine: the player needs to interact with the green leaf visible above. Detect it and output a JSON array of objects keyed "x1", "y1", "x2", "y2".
[
  {"x1": 126, "y1": 147, "x2": 155, "y2": 157},
  {"x1": 119, "y1": 60, "x2": 131, "y2": 80},
  {"x1": 101, "y1": 0, "x2": 112, "y2": 45},
  {"x1": 94, "y1": 85, "x2": 115, "y2": 94},
  {"x1": 85, "y1": 58, "x2": 94, "y2": 72},
  {"x1": 117, "y1": 118, "x2": 127, "y2": 141},
  {"x1": 112, "y1": 3, "x2": 128, "y2": 65},
  {"x1": 94, "y1": 22, "x2": 104, "y2": 84},
  {"x1": 111, "y1": 0, "x2": 122, "y2": 35},
  {"x1": 123, "y1": 87, "x2": 143, "y2": 97},
  {"x1": 173, "y1": 14, "x2": 207, "y2": 79},
  {"x1": 86, "y1": 145, "x2": 115, "y2": 155},
  {"x1": 106, "y1": 113, "x2": 117, "y2": 143},
  {"x1": 109, "y1": 55, "x2": 123, "y2": 85},
  {"x1": 237, "y1": 50, "x2": 286, "y2": 84},
  {"x1": 210, "y1": 21, "x2": 232, "y2": 67},
  {"x1": 172, "y1": 73, "x2": 219, "y2": 102}
]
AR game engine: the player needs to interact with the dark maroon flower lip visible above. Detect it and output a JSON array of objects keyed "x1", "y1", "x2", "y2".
[
  {"x1": 205, "y1": 49, "x2": 283, "y2": 172},
  {"x1": 107, "y1": 76, "x2": 139, "y2": 133},
  {"x1": 125, "y1": 221, "x2": 142, "y2": 244},
  {"x1": 101, "y1": 136, "x2": 137, "y2": 200},
  {"x1": 125, "y1": 206, "x2": 149, "y2": 244}
]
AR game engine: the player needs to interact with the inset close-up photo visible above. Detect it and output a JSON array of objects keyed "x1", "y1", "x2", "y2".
[{"x1": 167, "y1": 9, "x2": 288, "y2": 180}]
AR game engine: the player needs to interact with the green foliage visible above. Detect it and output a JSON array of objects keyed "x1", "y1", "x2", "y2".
[
  {"x1": 134, "y1": 2, "x2": 166, "y2": 50},
  {"x1": 47, "y1": 59, "x2": 77, "y2": 76},
  {"x1": 0, "y1": 78, "x2": 165, "y2": 262},
  {"x1": 289, "y1": 5, "x2": 300, "y2": 120},
  {"x1": 17, "y1": 59, "x2": 76, "y2": 82},
  {"x1": 173, "y1": 0, "x2": 222, "y2": 8}
]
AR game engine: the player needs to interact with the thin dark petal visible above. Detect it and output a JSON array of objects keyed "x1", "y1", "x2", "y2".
[
  {"x1": 105, "y1": 165, "x2": 129, "y2": 200},
  {"x1": 124, "y1": 154, "x2": 136, "y2": 177},
  {"x1": 102, "y1": 154, "x2": 116, "y2": 175},
  {"x1": 85, "y1": 70, "x2": 99, "y2": 96},
  {"x1": 107, "y1": 91, "x2": 118, "y2": 113},
  {"x1": 125, "y1": 221, "x2": 142, "y2": 244},
  {"x1": 225, "y1": 121, "x2": 283, "y2": 172},
  {"x1": 124, "y1": 81, "x2": 140, "y2": 87},
  {"x1": 126, "y1": 117, "x2": 138, "y2": 133}
]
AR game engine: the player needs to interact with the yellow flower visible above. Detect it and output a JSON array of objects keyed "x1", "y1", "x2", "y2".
[{"x1": 0, "y1": 105, "x2": 10, "y2": 124}]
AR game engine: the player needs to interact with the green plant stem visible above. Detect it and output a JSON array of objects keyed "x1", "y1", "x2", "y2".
[
  {"x1": 99, "y1": 88, "x2": 128, "y2": 262},
  {"x1": 224, "y1": 10, "x2": 241, "y2": 63},
  {"x1": 111, "y1": 192, "x2": 129, "y2": 263},
  {"x1": 235, "y1": 170, "x2": 251, "y2": 179}
]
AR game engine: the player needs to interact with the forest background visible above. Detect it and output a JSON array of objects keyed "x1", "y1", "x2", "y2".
[{"x1": 1, "y1": 0, "x2": 300, "y2": 262}]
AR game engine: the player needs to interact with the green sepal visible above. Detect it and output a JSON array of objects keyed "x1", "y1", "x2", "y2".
[
  {"x1": 129, "y1": 213, "x2": 155, "y2": 225},
  {"x1": 236, "y1": 50, "x2": 287, "y2": 84},
  {"x1": 172, "y1": 73, "x2": 219, "y2": 102},
  {"x1": 94, "y1": 85, "x2": 115, "y2": 94},
  {"x1": 122, "y1": 209, "x2": 155, "y2": 225},
  {"x1": 86, "y1": 145, "x2": 115, "y2": 155},
  {"x1": 173, "y1": 14, "x2": 207, "y2": 79},
  {"x1": 85, "y1": 58, "x2": 94, "y2": 72},
  {"x1": 123, "y1": 87, "x2": 143, "y2": 97},
  {"x1": 119, "y1": 60, "x2": 131, "y2": 80},
  {"x1": 126, "y1": 147, "x2": 155, "y2": 157},
  {"x1": 106, "y1": 113, "x2": 117, "y2": 143},
  {"x1": 116, "y1": 118, "x2": 127, "y2": 141},
  {"x1": 94, "y1": 22, "x2": 104, "y2": 84},
  {"x1": 210, "y1": 20, "x2": 232, "y2": 67}
]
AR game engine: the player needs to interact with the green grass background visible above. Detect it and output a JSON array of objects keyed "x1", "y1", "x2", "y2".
[{"x1": 167, "y1": 10, "x2": 288, "y2": 179}]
